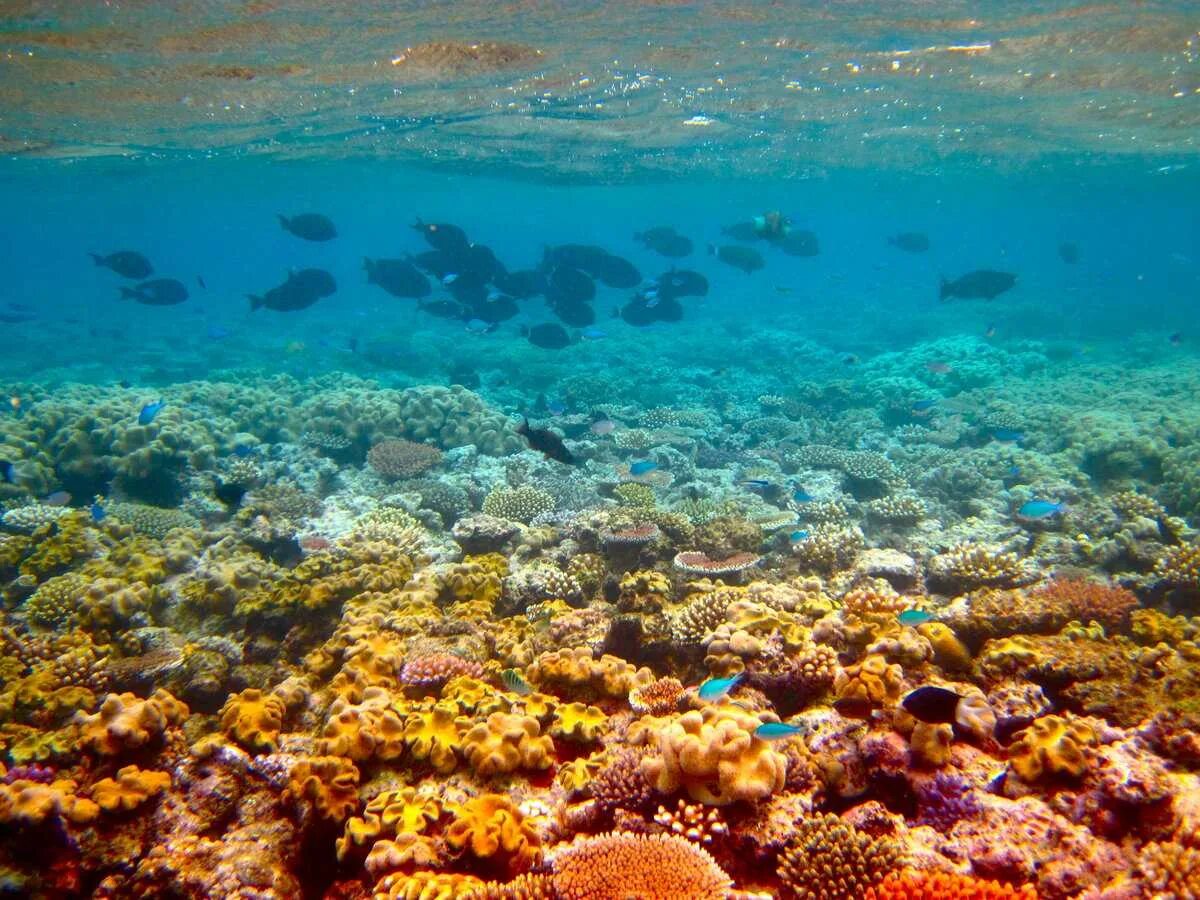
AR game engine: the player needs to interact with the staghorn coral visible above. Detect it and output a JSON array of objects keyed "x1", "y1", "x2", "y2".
[
  {"x1": 1155, "y1": 542, "x2": 1200, "y2": 590},
  {"x1": 791, "y1": 524, "x2": 865, "y2": 573},
  {"x1": 777, "y1": 813, "x2": 902, "y2": 900},
  {"x1": 641, "y1": 703, "x2": 788, "y2": 806},
  {"x1": 399, "y1": 652, "x2": 484, "y2": 690},
  {"x1": 550, "y1": 832, "x2": 732, "y2": 900},
  {"x1": 670, "y1": 586, "x2": 741, "y2": 645},
  {"x1": 591, "y1": 749, "x2": 654, "y2": 818}
]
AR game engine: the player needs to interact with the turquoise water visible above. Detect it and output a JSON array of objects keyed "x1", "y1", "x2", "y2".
[{"x1": 3, "y1": 4, "x2": 1200, "y2": 899}]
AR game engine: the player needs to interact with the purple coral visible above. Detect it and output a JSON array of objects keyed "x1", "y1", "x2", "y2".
[
  {"x1": 2, "y1": 763, "x2": 55, "y2": 784},
  {"x1": 916, "y1": 772, "x2": 982, "y2": 833}
]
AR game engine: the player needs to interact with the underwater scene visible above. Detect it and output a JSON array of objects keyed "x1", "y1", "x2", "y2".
[{"x1": 2, "y1": 2, "x2": 1200, "y2": 898}]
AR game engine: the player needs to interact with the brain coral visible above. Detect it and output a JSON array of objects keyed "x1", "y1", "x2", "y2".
[
  {"x1": 641, "y1": 704, "x2": 788, "y2": 805},
  {"x1": 777, "y1": 813, "x2": 902, "y2": 900},
  {"x1": 550, "y1": 832, "x2": 732, "y2": 900}
]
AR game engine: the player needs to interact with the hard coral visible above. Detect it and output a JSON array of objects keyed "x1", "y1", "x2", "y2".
[
  {"x1": 865, "y1": 870, "x2": 1038, "y2": 899},
  {"x1": 550, "y1": 832, "x2": 732, "y2": 900},
  {"x1": 367, "y1": 439, "x2": 443, "y2": 479},
  {"x1": 777, "y1": 812, "x2": 902, "y2": 900},
  {"x1": 1030, "y1": 578, "x2": 1139, "y2": 632}
]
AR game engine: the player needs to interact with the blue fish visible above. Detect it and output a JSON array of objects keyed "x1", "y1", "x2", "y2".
[
  {"x1": 792, "y1": 489, "x2": 814, "y2": 503},
  {"x1": 629, "y1": 460, "x2": 658, "y2": 476},
  {"x1": 1018, "y1": 500, "x2": 1065, "y2": 519},
  {"x1": 911, "y1": 399, "x2": 937, "y2": 412},
  {"x1": 0, "y1": 460, "x2": 14, "y2": 484},
  {"x1": 464, "y1": 319, "x2": 495, "y2": 335},
  {"x1": 753, "y1": 721, "x2": 806, "y2": 741},
  {"x1": 897, "y1": 609, "x2": 933, "y2": 626},
  {"x1": 90, "y1": 501, "x2": 106, "y2": 523},
  {"x1": 546, "y1": 398, "x2": 567, "y2": 416},
  {"x1": 580, "y1": 327, "x2": 607, "y2": 341},
  {"x1": 232, "y1": 444, "x2": 256, "y2": 458},
  {"x1": 790, "y1": 530, "x2": 809, "y2": 542},
  {"x1": 442, "y1": 273, "x2": 459, "y2": 285},
  {"x1": 992, "y1": 428, "x2": 1024, "y2": 443},
  {"x1": 138, "y1": 400, "x2": 166, "y2": 425},
  {"x1": 1007, "y1": 465, "x2": 1021, "y2": 478},
  {"x1": 698, "y1": 674, "x2": 743, "y2": 701}
]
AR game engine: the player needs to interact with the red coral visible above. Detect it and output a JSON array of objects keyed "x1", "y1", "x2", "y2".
[
  {"x1": 1031, "y1": 579, "x2": 1139, "y2": 631},
  {"x1": 865, "y1": 870, "x2": 1039, "y2": 899}
]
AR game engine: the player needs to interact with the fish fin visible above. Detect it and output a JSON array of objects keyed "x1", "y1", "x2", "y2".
[
  {"x1": 363, "y1": 258, "x2": 374, "y2": 281},
  {"x1": 516, "y1": 418, "x2": 530, "y2": 436},
  {"x1": 412, "y1": 217, "x2": 424, "y2": 230},
  {"x1": 89, "y1": 252, "x2": 104, "y2": 266},
  {"x1": 247, "y1": 294, "x2": 263, "y2": 311},
  {"x1": 277, "y1": 214, "x2": 289, "y2": 229},
  {"x1": 938, "y1": 276, "x2": 951, "y2": 301}
]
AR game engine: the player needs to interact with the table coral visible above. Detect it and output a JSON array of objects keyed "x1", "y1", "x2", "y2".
[
  {"x1": 367, "y1": 439, "x2": 443, "y2": 479},
  {"x1": 641, "y1": 703, "x2": 788, "y2": 805},
  {"x1": 550, "y1": 832, "x2": 732, "y2": 900}
]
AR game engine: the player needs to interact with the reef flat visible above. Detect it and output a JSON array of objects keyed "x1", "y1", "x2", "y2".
[{"x1": 2, "y1": 349, "x2": 1200, "y2": 898}]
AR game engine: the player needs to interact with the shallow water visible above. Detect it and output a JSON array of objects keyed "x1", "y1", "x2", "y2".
[{"x1": 1, "y1": 3, "x2": 1199, "y2": 899}]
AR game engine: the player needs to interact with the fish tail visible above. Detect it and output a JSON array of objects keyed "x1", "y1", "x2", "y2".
[
  {"x1": 938, "y1": 276, "x2": 951, "y2": 301},
  {"x1": 516, "y1": 417, "x2": 530, "y2": 436},
  {"x1": 89, "y1": 252, "x2": 104, "y2": 266},
  {"x1": 277, "y1": 214, "x2": 289, "y2": 229},
  {"x1": 363, "y1": 257, "x2": 374, "y2": 281},
  {"x1": 247, "y1": 294, "x2": 263, "y2": 311}
]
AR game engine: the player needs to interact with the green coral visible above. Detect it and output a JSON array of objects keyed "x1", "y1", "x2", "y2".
[
  {"x1": 613, "y1": 482, "x2": 656, "y2": 509},
  {"x1": 482, "y1": 486, "x2": 555, "y2": 524}
]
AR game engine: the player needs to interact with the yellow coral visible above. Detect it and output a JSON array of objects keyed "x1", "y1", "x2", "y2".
[
  {"x1": 219, "y1": 688, "x2": 287, "y2": 752},
  {"x1": 445, "y1": 793, "x2": 541, "y2": 875},
  {"x1": 1008, "y1": 715, "x2": 1098, "y2": 781},
  {"x1": 337, "y1": 785, "x2": 443, "y2": 862},
  {"x1": 550, "y1": 702, "x2": 608, "y2": 743},
  {"x1": 461, "y1": 711, "x2": 555, "y2": 777},
  {"x1": 641, "y1": 704, "x2": 788, "y2": 806},
  {"x1": 318, "y1": 686, "x2": 406, "y2": 762},
  {"x1": 832, "y1": 654, "x2": 903, "y2": 716},
  {"x1": 0, "y1": 777, "x2": 99, "y2": 826},
  {"x1": 910, "y1": 722, "x2": 953, "y2": 767},
  {"x1": 404, "y1": 701, "x2": 468, "y2": 774},
  {"x1": 373, "y1": 871, "x2": 486, "y2": 900},
  {"x1": 90, "y1": 765, "x2": 171, "y2": 812},
  {"x1": 917, "y1": 622, "x2": 973, "y2": 671},
  {"x1": 73, "y1": 689, "x2": 188, "y2": 756},
  {"x1": 526, "y1": 647, "x2": 653, "y2": 699},
  {"x1": 282, "y1": 756, "x2": 360, "y2": 825}
]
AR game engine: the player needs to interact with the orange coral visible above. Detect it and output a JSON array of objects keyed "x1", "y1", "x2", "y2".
[
  {"x1": 282, "y1": 756, "x2": 360, "y2": 825},
  {"x1": 865, "y1": 870, "x2": 1039, "y2": 899},
  {"x1": 550, "y1": 832, "x2": 732, "y2": 899},
  {"x1": 73, "y1": 688, "x2": 188, "y2": 756},
  {"x1": 90, "y1": 764, "x2": 171, "y2": 812},
  {"x1": 219, "y1": 688, "x2": 287, "y2": 752},
  {"x1": 461, "y1": 711, "x2": 555, "y2": 776},
  {"x1": 0, "y1": 778, "x2": 99, "y2": 826},
  {"x1": 1030, "y1": 578, "x2": 1139, "y2": 631},
  {"x1": 444, "y1": 793, "x2": 541, "y2": 876}
]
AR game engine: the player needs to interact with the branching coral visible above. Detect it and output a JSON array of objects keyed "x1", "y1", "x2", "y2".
[
  {"x1": 367, "y1": 439, "x2": 443, "y2": 479},
  {"x1": 777, "y1": 813, "x2": 902, "y2": 900}
]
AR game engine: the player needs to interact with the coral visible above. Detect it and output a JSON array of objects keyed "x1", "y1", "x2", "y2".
[
  {"x1": 550, "y1": 832, "x2": 732, "y2": 900},
  {"x1": 526, "y1": 647, "x2": 653, "y2": 699},
  {"x1": 791, "y1": 524, "x2": 865, "y2": 573},
  {"x1": 461, "y1": 711, "x2": 555, "y2": 776},
  {"x1": 865, "y1": 871, "x2": 1038, "y2": 899},
  {"x1": 1030, "y1": 578, "x2": 1139, "y2": 631},
  {"x1": 591, "y1": 749, "x2": 654, "y2": 817},
  {"x1": 445, "y1": 794, "x2": 541, "y2": 876},
  {"x1": 641, "y1": 703, "x2": 788, "y2": 805},
  {"x1": 833, "y1": 654, "x2": 904, "y2": 717},
  {"x1": 653, "y1": 798, "x2": 729, "y2": 845},
  {"x1": 219, "y1": 688, "x2": 287, "y2": 752},
  {"x1": 670, "y1": 587, "x2": 739, "y2": 645},
  {"x1": 0, "y1": 777, "x2": 99, "y2": 826},
  {"x1": 918, "y1": 622, "x2": 973, "y2": 671},
  {"x1": 337, "y1": 785, "x2": 443, "y2": 862},
  {"x1": 915, "y1": 772, "x2": 982, "y2": 833},
  {"x1": 1136, "y1": 841, "x2": 1200, "y2": 898},
  {"x1": 1, "y1": 503, "x2": 70, "y2": 533},
  {"x1": 73, "y1": 689, "x2": 189, "y2": 756},
  {"x1": 319, "y1": 687, "x2": 407, "y2": 762},
  {"x1": 865, "y1": 494, "x2": 927, "y2": 524},
  {"x1": 909, "y1": 722, "x2": 954, "y2": 767},
  {"x1": 613, "y1": 481, "x2": 656, "y2": 508},
  {"x1": 777, "y1": 813, "x2": 902, "y2": 900},
  {"x1": 399, "y1": 653, "x2": 484, "y2": 690},
  {"x1": 106, "y1": 501, "x2": 199, "y2": 538},
  {"x1": 90, "y1": 764, "x2": 171, "y2": 812},
  {"x1": 404, "y1": 701, "x2": 467, "y2": 774},
  {"x1": 367, "y1": 439, "x2": 443, "y2": 479},
  {"x1": 629, "y1": 676, "x2": 685, "y2": 716},
  {"x1": 616, "y1": 568, "x2": 671, "y2": 612},
  {"x1": 483, "y1": 486, "x2": 555, "y2": 524},
  {"x1": 1008, "y1": 715, "x2": 1099, "y2": 782},
  {"x1": 928, "y1": 542, "x2": 1032, "y2": 592},
  {"x1": 673, "y1": 550, "x2": 762, "y2": 577},
  {"x1": 1155, "y1": 542, "x2": 1200, "y2": 589},
  {"x1": 22, "y1": 572, "x2": 86, "y2": 628},
  {"x1": 550, "y1": 702, "x2": 608, "y2": 742},
  {"x1": 282, "y1": 755, "x2": 360, "y2": 825}
]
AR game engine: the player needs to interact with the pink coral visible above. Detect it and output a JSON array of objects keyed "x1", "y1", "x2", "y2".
[{"x1": 399, "y1": 653, "x2": 484, "y2": 690}]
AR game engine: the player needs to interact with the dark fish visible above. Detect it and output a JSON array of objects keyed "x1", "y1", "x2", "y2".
[
  {"x1": 0, "y1": 460, "x2": 15, "y2": 483},
  {"x1": 721, "y1": 221, "x2": 761, "y2": 242},
  {"x1": 939, "y1": 270, "x2": 1016, "y2": 301},
  {"x1": 709, "y1": 244, "x2": 765, "y2": 274},
  {"x1": 278, "y1": 213, "x2": 336, "y2": 242},
  {"x1": 43, "y1": 490, "x2": 71, "y2": 507},
  {"x1": 249, "y1": 268, "x2": 336, "y2": 312},
  {"x1": 778, "y1": 230, "x2": 820, "y2": 257},
  {"x1": 1058, "y1": 241, "x2": 1080, "y2": 264},
  {"x1": 635, "y1": 226, "x2": 693, "y2": 258},
  {"x1": 547, "y1": 266, "x2": 596, "y2": 305},
  {"x1": 197, "y1": 275, "x2": 207, "y2": 289},
  {"x1": 461, "y1": 244, "x2": 506, "y2": 281},
  {"x1": 888, "y1": 233, "x2": 930, "y2": 253},
  {"x1": 412, "y1": 249, "x2": 462, "y2": 280},
  {"x1": 419, "y1": 299, "x2": 467, "y2": 319},
  {"x1": 620, "y1": 295, "x2": 683, "y2": 326},
  {"x1": 90, "y1": 250, "x2": 153, "y2": 280},
  {"x1": 543, "y1": 244, "x2": 611, "y2": 272},
  {"x1": 522, "y1": 323, "x2": 572, "y2": 349},
  {"x1": 911, "y1": 399, "x2": 937, "y2": 412},
  {"x1": 516, "y1": 417, "x2": 575, "y2": 464},
  {"x1": 1170, "y1": 332, "x2": 1182, "y2": 345},
  {"x1": 213, "y1": 477, "x2": 247, "y2": 508},
  {"x1": 120, "y1": 278, "x2": 189, "y2": 306},
  {"x1": 364, "y1": 257, "x2": 432, "y2": 299},
  {"x1": 471, "y1": 294, "x2": 519, "y2": 324},
  {"x1": 656, "y1": 269, "x2": 708, "y2": 301},
  {"x1": 589, "y1": 253, "x2": 641, "y2": 289},
  {"x1": 288, "y1": 267, "x2": 337, "y2": 298},
  {"x1": 413, "y1": 219, "x2": 470, "y2": 255},
  {"x1": 901, "y1": 685, "x2": 962, "y2": 725},
  {"x1": 494, "y1": 269, "x2": 546, "y2": 299},
  {"x1": 552, "y1": 299, "x2": 596, "y2": 328},
  {"x1": 446, "y1": 272, "x2": 490, "y2": 306}
]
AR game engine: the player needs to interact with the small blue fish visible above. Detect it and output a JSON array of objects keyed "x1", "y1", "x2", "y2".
[
  {"x1": 442, "y1": 273, "x2": 459, "y2": 285},
  {"x1": 1018, "y1": 500, "x2": 1065, "y2": 519},
  {"x1": 629, "y1": 460, "x2": 658, "y2": 476},
  {"x1": 645, "y1": 295, "x2": 661, "y2": 309},
  {"x1": 90, "y1": 501, "x2": 106, "y2": 523},
  {"x1": 546, "y1": 398, "x2": 567, "y2": 416},
  {"x1": 1007, "y1": 465, "x2": 1021, "y2": 478},
  {"x1": 698, "y1": 673, "x2": 743, "y2": 701},
  {"x1": 911, "y1": 399, "x2": 937, "y2": 412},
  {"x1": 580, "y1": 327, "x2": 607, "y2": 341},
  {"x1": 138, "y1": 400, "x2": 166, "y2": 425},
  {"x1": 232, "y1": 444, "x2": 256, "y2": 458},
  {"x1": 501, "y1": 669, "x2": 533, "y2": 696},
  {"x1": 790, "y1": 530, "x2": 809, "y2": 542},
  {"x1": 992, "y1": 428, "x2": 1024, "y2": 443},
  {"x1": 464, "y1": 319, "x2": 495, "y2": 335},
  {"x1": 792, "y1": 489, "x2": 814, "y2": 503},
  {"x1": 0, "y1": 460, "x2": 14, "y2": 484},
  {"x1": 753, "y1": 721, "x2": 806, "y2": 741},
  {"x1": 897, "y1": 609, "x2": 933, "y2": 626}
]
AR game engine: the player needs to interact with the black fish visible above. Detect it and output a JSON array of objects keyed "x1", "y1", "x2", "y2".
[
  {"x1": 544, "y1": 244, "x2": 611, "y2": 272},
  {"x1": 90, "y1": 250, "x2": 153, "y2": 280},
  {"x1": 213, "y1": 477, "x2": 247, "y2": 508},
  {"x1": 197, "y1": 275, "x2": 207, "y2": 289},
  {"x1": 249, "y1": 268, "x2": 336, "y2": 312},
  {"x1": 517, "y1": 418, "x2": 575, "y2": 465},
  {"x1": 620, "y1": 295, "x2": 683, "y2": 326},
  {"x1": 721, "y1": 222, "x2": 760, "y2": 242},
  {"x1": 547, "y1": 266, "x2": 596, "y2": 305},
  {"x1": 419, "y1": 299, "x2": 465, "y2": 319},
  {"x1": 462, "y1": 244, "x2": 506, "y2": 281},
  {"x1": 447, "y1": 272, "x2": 490, "y2": 306},
  {"x1": 413, "y1": 219, "x2": 470, "y2": 255},
  {"x1": 656, "y1": 269, "x2": 708, "y2": 300},
  {"x1": 888, "y1": 232, "x2": 930, "y2": 253},
  {"x1": 364, "y1": 257, "x2": 432, "y2": 299},
  {"x1": 635, "y1": 226, "x2": 693, "y2": 258},
  {"x1": 278, "y1": 213, "x2": 336, "y2": 242},
  {"x1": 939, "y1": 270, "x2": 1016, "y2": 301},
  {"x1": 494, "y1": 269, "x2": 546, "y2": 299},
  {"x1": 709, "y1": 244, "x2": 764, "y2": 274},
  {"x1": 589, "y1": 254, "x2": 641, "y2": 289},
  {"x1": 1058, "y1": 241, "x2": 1080, "y2": 264},
  {"x1": 120, "y1": 278, "x2": 189, "y2": 306},
  {"x1": 901, "y1": 686, "x2": 962, "y2": 725},
  {"x1": 472, "y1": 294, "x2": 519, "y2": 323},
  {"x1": 552, "y1": 299, "x2": 595, "y2": 327},
  {"x1": 412, "y1": 249, "x2": 461, "y2": 280},
  {"x1": 522, "y1": 323, "x2": 571, "y2": 349},
  {"x1": 779, "y1": 230, "x2": 820, "y2": 257},
  {"x1": 0, "y1": 460, "x2": 14, "y2": 483}
]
